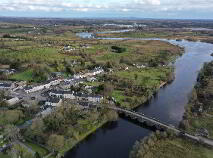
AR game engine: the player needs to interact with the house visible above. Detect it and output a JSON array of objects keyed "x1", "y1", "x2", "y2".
[
  {"x1": 87, "y1": 77, "x2": 97, "y2": 82},
  {"x1": 80, "y1": 44, "x2": 91, "y2": 49},
  {"x1": 75, "y1": 93, "x2": 103, "y2": 103},
  {"x1": 87, "y1": 95, "x2": 103, "y2": 103},
  {"x1": 64, "y1": 45, "x2": 75, "y2": 52},
  {"x1": 59, "y1": 81, "x2": 71, "y2": 90},
  {"x1": 0, "y1": 82, "x2": 15, "y2": 90},
  {"x1": 38, "y1": 108, "x2": 53, "y2": 117},
  {"x1": 24, "y1": 85, "x2": 44, "y2": 93},
  {"x1": 74, "y1": 74, "x2": 84, "y2": 79},
  {"x1": 6, "y1": 97, "x2": 20, "y2": 106},
  {"x1": 24, "y1": 79, "x2": 62, "y2": 93},
  {"x1": 90, "y1": 67, "x2": 104, "y2": 76},
  {"x1": 0, "y1": 69, "x2": 16, "y2": 75},
  {"x1": 45, "y1": 97, "x2": 62, "y2": 107},
  {"x1": 78, "y1": 101, "x2": 90, "y2": 108},
  {"x1": 51, "y1": 72, "x2": 63, "y2": 78},
  {"x1": 49, "y1": 90, "x2": 76, "y2": 99}
]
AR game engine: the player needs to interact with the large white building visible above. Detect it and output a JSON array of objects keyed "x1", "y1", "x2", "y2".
[
  {"x1": 49, "y1": 90, "x2": 76, "y2": 100},
  {"x1": 24, "y1": 79, "x2": 62, "y2": 93}
]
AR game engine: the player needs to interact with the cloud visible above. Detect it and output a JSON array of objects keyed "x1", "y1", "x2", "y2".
[{"x1": 0, "y1": 0, "x2": 213, "y2": 16}]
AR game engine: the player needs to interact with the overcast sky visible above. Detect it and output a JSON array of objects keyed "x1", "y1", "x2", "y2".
[{"x1": 0, "y1": 0, "x2": 213, "y2": 19}]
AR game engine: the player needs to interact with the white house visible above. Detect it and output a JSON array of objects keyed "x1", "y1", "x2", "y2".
[
  {"x1": 45, "y1": 97, "x2": 62, "y2": 107},
  {"x1": 75, "y1": 93, "x2": 103, "y2": 103},
  {"x1": 64, "y1": 45, "x2": 76, "y2": 52},
  {"x1": 87, "y1": 95, "x2": 103, "y2": 103},
  {"x1": 24, "y1": 79, "x2": 62, "y2": 93},
  {"x1": 6, "y1": 97, "x2": 20, "y2": 106},
  {"x1": 87, "y1": 77, "x2": 97, "y2": 82},
  {"x1": 49, "y1": 90, "x2": 76, "y2": 100}
]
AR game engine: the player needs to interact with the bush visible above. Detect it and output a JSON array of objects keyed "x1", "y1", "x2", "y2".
[{"x1": 111, "y1": 46, "x2": 126, "y2": 53}]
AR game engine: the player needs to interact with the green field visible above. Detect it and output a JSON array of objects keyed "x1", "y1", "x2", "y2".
[
  {"x1": 10, "y1": 69, "x2": 33, "y2": 81},
  {"x1": 140, "y1": 138, "x2": 213, "y2": 158},
  {"x1": 0, "y1": 153, "x2": 10, "y2": 158},
  {"x1": 25, "y1": 141, "x2": 49, "y2": 157}
]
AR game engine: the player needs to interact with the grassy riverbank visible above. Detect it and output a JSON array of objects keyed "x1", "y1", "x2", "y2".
[
  {"x1": 60, "y1": 120, "x2": 108, "y2": 155},
  {"x1": 182, "y1": 61, "x2": 213, "y2": 138},
  {"x1": 132, "y1": 137, "x2": 213, "y2": 158}
]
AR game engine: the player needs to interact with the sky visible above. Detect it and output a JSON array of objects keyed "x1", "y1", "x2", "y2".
[{"x1": 0, "y1": 0, "x2": 213, "y2": 19}]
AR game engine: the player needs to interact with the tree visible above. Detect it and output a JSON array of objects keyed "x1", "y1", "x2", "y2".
[
  {"x1": 4, "y1": 124, "x2": 21, "y2": 142},
  {"x1": 35, "y1": 152, "x2": 41, "y2": 158},
  {"x1": 103, "y1": 83, "x2": 114, "y2": 98},
  {"x1": 0, "y1": 91, "x2": 8, "y2": 107},
  {"x1": 134, "y1": 73, "x2": 138, "y2": 81},
  {"x1": 105, "y1": 110, "x2": 118, "y2": 121},
  {"x1": 8, "y1": 144, "x2": 35, "y2": 158},
  {"x1": 2, "y1": 110, "x2": 24, "y2": 124},
  {"x1": 43, "y1": 112, "x2": 64, "y2": 132},
  {"x1": 47, "y1": 134, "x2": 64, "y2": 152},
  {"x1": 179, "y1": 119, "x2": 189, "y2": 130},
  {"x1": 29, "y1": 119, "x2": 45, "y2": 143}
]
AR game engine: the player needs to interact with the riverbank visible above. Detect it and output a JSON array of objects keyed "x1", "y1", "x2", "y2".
[
  {"x1": 181, "y1": 61, "x2": 213, "y2": 138},
  {"x1": 130, "y1": 131, "x2": 213, "y2": 158},
  {"x1": 60, "y1": 119, "x2": 108, "y2": 155},
  {"x1": 129, "y1": 60, "x2": 213, "y2": 158}
]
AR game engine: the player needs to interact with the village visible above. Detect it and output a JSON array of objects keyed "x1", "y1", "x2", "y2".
[{"x1": 0, "y1": 66, "x2": 105, "y2": 117}]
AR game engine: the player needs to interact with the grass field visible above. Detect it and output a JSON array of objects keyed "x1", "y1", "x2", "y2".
[
  {"x1": 0, "y1": 153, "x2": 10, "y2": 158},
  {"x1": 10, "y1": 69, "x2": 33, "y2": 81},
  {"x1": 110, "y1": 67, "x2": 173, "y2": 108},
  {"x1": 141, "y1": 138, "x2": 213, "y2": 158},
  {"x1": 114, "y1": 67, "x2": 172, "y2": 86},
  {"x1": 25, "y1": 141, "x2": 49, "y2": 157}
]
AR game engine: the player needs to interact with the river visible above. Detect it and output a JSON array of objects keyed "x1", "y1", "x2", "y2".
[{"x1": 65, "y1": 32, "x2": 213, "y2": 158}]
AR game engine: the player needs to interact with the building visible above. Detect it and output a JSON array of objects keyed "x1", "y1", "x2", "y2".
[
  {"x1": 75, "y1": 93, "x2": 103, "y2": 103},
  {"x1": 6, "y1": 97, "x2": 20, "y2": 106},
  {"x1": 49, "y1": 90, "x2": 76, "y2": 99},
  {"x1": 24, "y1": 79, "x2": 62, "y2": 93},
  {"x1": 64, "y1": 45, "x2": 76, "y2": 52},
  {"x1": 45, "y1": 97, "x2": 62, "y2": 107},
  {"x1": 87, "y1": 77, "x2": 97, "y2": 82},
  {"x1": 0, "y1": 69, "x2": 16, "y2": 75},
  {"x1": 87, "y1": 95, "x2": 103, "y2": 103},
  {"x1": 0, "y1": 82, "x2": 15, "y2": 90}
]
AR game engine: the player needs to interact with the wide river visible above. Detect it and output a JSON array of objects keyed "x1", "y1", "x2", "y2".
[{"x1": 65, "y1": 32, "x2": 213, "y2": 158}]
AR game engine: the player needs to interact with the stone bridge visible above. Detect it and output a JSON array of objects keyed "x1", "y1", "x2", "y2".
[{"x1": 108, "y1": 106, "x2": 213, "y2": 147}]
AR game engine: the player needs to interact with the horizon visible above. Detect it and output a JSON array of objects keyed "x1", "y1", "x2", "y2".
[
  {"x1": 1, "y1": 0, "x2": 213, "y2": 19},
  {"x1": 1, "y1": 16, "x2": 213, "y2": 21}
]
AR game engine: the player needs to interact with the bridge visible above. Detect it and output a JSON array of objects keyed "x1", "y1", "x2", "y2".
[{"x1": 108, "y1": 106, "x2": 213, "y2": 147}]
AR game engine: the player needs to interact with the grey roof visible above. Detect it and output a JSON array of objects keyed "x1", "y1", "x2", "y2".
[
  {"x1": 50, "y1": 90, "x2": 73, "y2": 95},
  {"x1": 47, "y1": 97, "x2": 61, "y2": 103},
  {"x1": 24, "y1": 86, "x2": 33, "y2": 90},
  {"x1": 0, "y1": 83, "x2": 12, "y2": 88}
]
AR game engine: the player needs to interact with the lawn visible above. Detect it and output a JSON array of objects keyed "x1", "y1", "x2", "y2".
[
  {"x1": 0, "y1": 153, "x2": 10, "y2": 158},
  {"x1": 25, "y1": 141, "x2": 49, "y2": 157},
  {"x1": 114, "y1": 67, "x2": 172, "y2": 87},
  {"x1": 189, "y1": 116, "x2": 213, "y2": 138},
  {"x1": 10, "y1": 69, "x2": 33, "y2": 81}
]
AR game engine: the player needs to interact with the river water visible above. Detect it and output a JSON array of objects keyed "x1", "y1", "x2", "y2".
[{"x1": 65, "y1": 33, "x2": 213, "y2": 158}]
